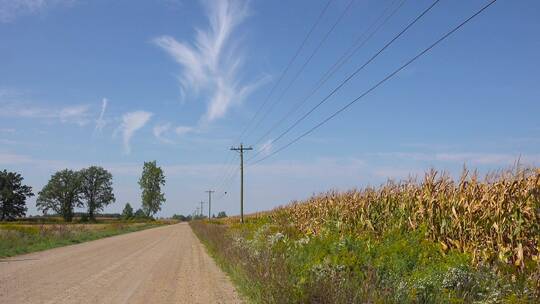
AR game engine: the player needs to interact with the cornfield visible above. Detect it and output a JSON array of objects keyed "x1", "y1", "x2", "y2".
[{"x1": 243, "y1": 167, "x2": 540, "y2": 270}]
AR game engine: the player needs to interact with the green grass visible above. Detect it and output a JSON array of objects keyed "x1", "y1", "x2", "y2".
[
  {"x1": 0, "y1": 221, "x2": 167, "y2": 258},
  {"x1": 190, "y1": 219, "x2": 539, "y2": 303}
]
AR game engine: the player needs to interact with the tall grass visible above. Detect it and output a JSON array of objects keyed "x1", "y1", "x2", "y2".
[{"x1": 0, "y1": 222, "x2": 165, "y2": 257}]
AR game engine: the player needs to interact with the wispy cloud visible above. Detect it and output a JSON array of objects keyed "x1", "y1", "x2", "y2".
[
  {"x1": 118, "y1": 111, "x2": 153, "y2": 154},
  {"x1": 59, "y1": 105, "x2": 90, "y2": 125},
  {"x1": 0, "y1": 0, "x2": 75, "y2": 23},
  {"x1": 0, "y1": 152, "x2": 34, "y2": 165},
  {"x1": 153, "y1": 122, "x2": 174, "y2": 144},
  {"x1": 152, "y1": 123, "x2": 196, "y2": 144},
  {"x1": 374, "y1": 152, "x2": 540, "y2": 166},
  {"x1": 250, "y1": 157, "x2": 367, "y2": 180},
  {"x1": 0, "y1": 128, "x2": 16, "y2": 133},
  {"x1": 258, "y1": 139, "x2": 273, "y2": 157},
  {"x1": 154, "y1": 0, "x2": 265, "y2": 122},
  {"x1": 94, "y1": 98, "x2": 108, "y2": 133},
  {"x1": 175, "y1": 125, "x2": 194, "y2": 136},
  {"x1": 0, "y1": 102, "x2": 91, "y2": 125},
  {"x1": 434, "y1": 153, "x2": 516, "y2": 165}
]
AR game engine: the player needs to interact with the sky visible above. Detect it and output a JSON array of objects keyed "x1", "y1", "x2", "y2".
[{"x1": 0, "y1": 0, "x2": 539, "y2": 218}]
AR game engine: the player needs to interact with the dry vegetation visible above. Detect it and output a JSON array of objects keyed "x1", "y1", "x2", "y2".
[
  {"x1": 269, "y1": 168, "x2": 540, "y2": 268},
  {"x1": 197, "y1": 167, "x2": 540, "y2": 303},
  {"x1": 0, "y1": 221, "x2": 167, "y2": 258}
]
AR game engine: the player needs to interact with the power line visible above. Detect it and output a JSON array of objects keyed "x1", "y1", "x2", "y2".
[
  {"x1": 211, "y1": 153, "x2": 235, "y2": 189},
  {"x1": 243, "y1": 0, "x2": 356, "y2": 142},
  {"x1": 248, "y1": 0, "x2": 440, "y2": 161},
  {"x1": 235, "y1": 0, "x2": 334, "y2": 143},
  {"x1": 217, "y1": 166, "x2": 239, "y2": 195},
  {"x1": 215, "y1": 153, "x2": 240, "y2": 194},
  {"x1": 250, "y1": 0, "x2": 407, "y2": 151},
  {"x1": 249, "y1": 0, "x2": 498, "y2": 166},
  {"x1": 211, "y1": 0, "x2": 333, "y2": 195},
  {"x1": 212, "y1": 153, "x2": 238, "y2": 193}
]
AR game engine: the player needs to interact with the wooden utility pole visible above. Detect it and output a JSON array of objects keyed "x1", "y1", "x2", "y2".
[
  {"x1": 230, "y1": 143, "x2": 252, "y2": 223},
  {"x1": 199, "y1": 201, "x2": 205, "y2": 217},
  {"x1": 205, "y1": 190, "x2": 215, "y2": 219}
]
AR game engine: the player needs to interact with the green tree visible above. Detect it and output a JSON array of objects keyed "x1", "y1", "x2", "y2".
[
  {"x1": 37, "y1": 169, "x2": 82, "y2": 222},
  {"x1": 80, "y1": 166, "x2": 115, "y2": 221},
  {"x1": 172, "y1": 214, "x2": 187, "y2": 221},
  {"x1": 138, "y1": 161, "x2": 165, "y2": 217},
  {"x1": 0, "y1": 170, "x2": 34, "y2": 221},
  {"x1": 217, "y1": 211, "x2": 227, "y2": 218},
  {"x1": 134, "y1": 208, "x2": 146, "y2": 218},
  {"x1": 122, "y1": 203, "x2": 134, "y2": 219}
]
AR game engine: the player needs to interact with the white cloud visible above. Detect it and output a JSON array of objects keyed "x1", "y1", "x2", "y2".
[
  {"x1": 153, "y1": 122, "x2": 174, "y2": 144},
  {"x1": 153, "y1": 123, "x2": 196, "y2": 144},
  {"x1": 249, "y1": 158, "x2": 367, "y2": 181},
  {"x1": 59, "y1": 105, "x2": 91, "y2": 125},
  {"x1": 0, "y1": 0, "x2": 75, "y2": 23},
  {"x1": 258, "y1": 139, "x2": 273, "y2": 157},
  {"x1": 0, "y1": 101, "x2": 91, "y2": 125},
  {"x1": 118, "y1": 111, "x2": 153, "y2": 154},
  {"x1": 175, "y1": 125, "x2": 193, "y2": 136},
  {"x1": 94, "y1": 98, "x2": 108, "y2": 133},
  {"x1": 0, "y1": 128, "x2": 15, "y2": 133},
  {"x1": 0, "y1": 152, "x2": 34, "y2": 164},
  {"x1": 154, "y1": 0, "x2": 264, "y2": 122},
  {"x1": 434, "y1": 153, "x2": 514, "y2": 165},
  {"x1": 374, "y1": 152, "x2": 540, "y2": 166}
]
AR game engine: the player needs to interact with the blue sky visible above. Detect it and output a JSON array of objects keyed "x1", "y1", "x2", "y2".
[{"x1": 1, "y1": 0, "x2": 539, "y2": 217}]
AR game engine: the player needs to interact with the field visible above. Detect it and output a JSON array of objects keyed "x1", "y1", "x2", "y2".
[
  {"x1": 0, "y1": 220, "x2": 169, "y2": 258},
  {"x1": 191, "y1": 167, "x2": 540, "y2": 303}
]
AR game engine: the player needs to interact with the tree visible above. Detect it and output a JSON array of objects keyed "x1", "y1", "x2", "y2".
[
  {"x1": 138, "y1": 161, "x2": 165, "y2": 217},
  {"x1": 134, "y1": 208, "x2": 146, "y2": 218},
  {"x1": 80, "y1": 166, "x2": 115, "y2": 221},
  {"x1": 217, "y1": 211, "x2": 227, "y2": 218},
  {"x1": 122, "y1": 203, "x2": 133, "y2": 219},
  {"x1": 37, "y1": 169, "x2": 82, "y2": 222},
  {"x1": 0, "y1": 170, "x2": 34, "y2": 221},
  {"x1": 172, "y1": 214, "x2": 187, "y2": 221}
]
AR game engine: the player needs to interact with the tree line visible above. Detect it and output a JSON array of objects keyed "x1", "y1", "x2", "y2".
[
  {"x1": 170, "y1": 211, "x2": 228, "y2": 222},
  {"x1": 0, "y1": 161, "x2": 166, "y2": 222}
]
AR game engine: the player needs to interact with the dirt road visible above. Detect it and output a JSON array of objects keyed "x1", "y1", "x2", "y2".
[{"x1": 0, "y1": 223, "x2": 243, "y2": 304}]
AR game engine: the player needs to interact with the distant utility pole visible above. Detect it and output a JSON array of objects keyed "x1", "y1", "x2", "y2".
[
  {"x1": 199, "y1": 201, "x2": 205, "y2": 217},
  {"x1": 205, "y1": 190, "x2": 215, "y2": 219},
  {"x1": 230, "y1": 143, "x2": 253, "y2": 223}
]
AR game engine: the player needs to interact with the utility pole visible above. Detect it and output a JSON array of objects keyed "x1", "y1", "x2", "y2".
[
  {"x1": 199, "y1": 201, "x2": 205, "y2": 217},
  {"x1": 205, "y1": 190, "x2": 215, "y2": 219},
  {"x1": 230, "y1": 143, "x2": 252, "y2": 223}
]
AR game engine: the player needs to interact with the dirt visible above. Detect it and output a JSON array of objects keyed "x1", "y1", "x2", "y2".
[{"x1": 0, "y1": 223, "x2": 243, "y2": 304}]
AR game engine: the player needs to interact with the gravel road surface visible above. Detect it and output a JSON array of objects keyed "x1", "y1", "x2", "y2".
[{"x1": 0, "y1": 223, "x2": 242, "y2": 304}]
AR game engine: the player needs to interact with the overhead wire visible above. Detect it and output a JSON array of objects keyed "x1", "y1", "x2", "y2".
[
  {"x1": 249, "y1": 0, "x2": 498, "y2": 165},
  {"x1": 211, "y1": 0, "x2": 334, "y2": 195},
  {"x1": 242, "y1": 0, "x2": 357, "y2": 142},
  {"x1": 248, "y1": 0, "x2": 441, "y2": 161},
  {"x1": 250, "y1": 0, "x2": 408, "y2": 154},
  {"x1": 234, "y1": 0, "x2": 334, "y2": 143}
]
